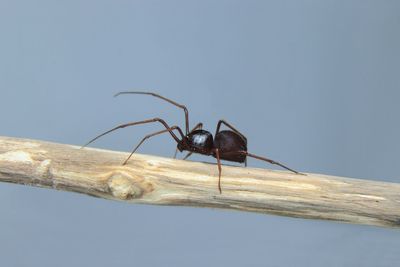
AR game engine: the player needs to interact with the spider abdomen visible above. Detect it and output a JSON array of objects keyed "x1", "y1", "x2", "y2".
[{"x1": 213, "y1": 130, "x2": 247, "y2": 163}]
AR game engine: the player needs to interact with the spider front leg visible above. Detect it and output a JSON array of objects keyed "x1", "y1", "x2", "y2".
[
  {"x1": 82, "y1": 117, "x2": 182, "y2": 148},
  {"x1": 123, "y1": 125, "x2": 184, "y2": 165}
]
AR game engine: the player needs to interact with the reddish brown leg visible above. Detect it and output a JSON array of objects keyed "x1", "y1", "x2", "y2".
[
  {"x1": 123, "y1": 126, "x2": 181, "y2": 165},
  {"x1": 214, "y1": 148, "x2": 222, "y2": 193},
  {"x1": 191, "y1": 122, "x2": 203, "y2": 131},
  {"x1": 115, "y1": 91, "x2": 191, "y2": 134},
  {"x1": 182, "y1": 152, "x2": 193, "y2": 160},
  {"x1": 173, "y1": 149, "x2": 179, "y2": 159},
  {"x1": 232, "y1": 150, "x2": 299, "y2": 174},
  {"x1": 82, "y1": 117, "x2": 184, "y2": 148}
]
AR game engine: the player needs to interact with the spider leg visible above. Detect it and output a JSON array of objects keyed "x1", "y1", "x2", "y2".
[
  {"x1": 215, "y1": 120, "x2": 247, "y2": 142},
  {"x1": 182, "y1": 152, "x2": 193, "y2": 160},
  {"x1": 82, "y1": 117, "x2": 184, "y2": 148},
  {"x1": 123, "y1": 126, "x2": 182, "y2": 165},
  {"x1": 214, "y1": 148, "x2": 222, "y2": 194},
  {"x1": 191, "y1": 122, "x2": 203, "y2": 131},
  {"x1": 173, "y1": 148, "x2": 179, "y2": 159},
  {"x1": 230, "y1": 150, "x2": 299, "y2": 174},
  {"x1": 115, "y1": 91, "x2": 191, "y2": 134}
]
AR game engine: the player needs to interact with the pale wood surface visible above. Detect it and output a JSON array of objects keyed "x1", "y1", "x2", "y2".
[{"x1": 0, "y1": 136, "x2": 399, "y2": 228}]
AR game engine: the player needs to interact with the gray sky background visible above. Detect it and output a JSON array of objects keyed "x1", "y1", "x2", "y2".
[{"x1": 1, "y1": 1, "x2": 400, "y2": 266}]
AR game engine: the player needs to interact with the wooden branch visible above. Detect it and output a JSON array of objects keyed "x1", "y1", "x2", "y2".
[{"x1": 0, "y1": 136, "x2": 399, "y2": 228}]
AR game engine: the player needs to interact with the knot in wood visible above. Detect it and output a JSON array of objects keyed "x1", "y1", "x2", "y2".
[{"x1": 107, "y1": 173, "x2": 144, "y2": 200}]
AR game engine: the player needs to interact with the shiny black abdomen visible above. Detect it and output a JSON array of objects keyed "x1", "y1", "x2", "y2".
[
  {"x1": 213, "y1": 130, "x2": 247, "y2": 163},
  {"x1": 186, "y1": 130, "x2": 214, "y2": 154}
]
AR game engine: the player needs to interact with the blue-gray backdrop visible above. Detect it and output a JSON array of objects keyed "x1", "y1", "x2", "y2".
[{"x1": 1, "y1": 1, "x2": 399, "y2": 266}]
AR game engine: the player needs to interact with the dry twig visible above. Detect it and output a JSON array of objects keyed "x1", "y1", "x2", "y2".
[{"x1": 0, "y1": 136, "x2": 399, "y2": 228}]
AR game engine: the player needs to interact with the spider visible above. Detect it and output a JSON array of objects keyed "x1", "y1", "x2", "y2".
[{"x1": 83, "y1": 91, "x2": 300, "y2": 193}]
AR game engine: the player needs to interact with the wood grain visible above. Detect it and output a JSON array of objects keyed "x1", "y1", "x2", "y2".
[{"x1": 0, "y1": 136, "x2": 399, "y2": 228}]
